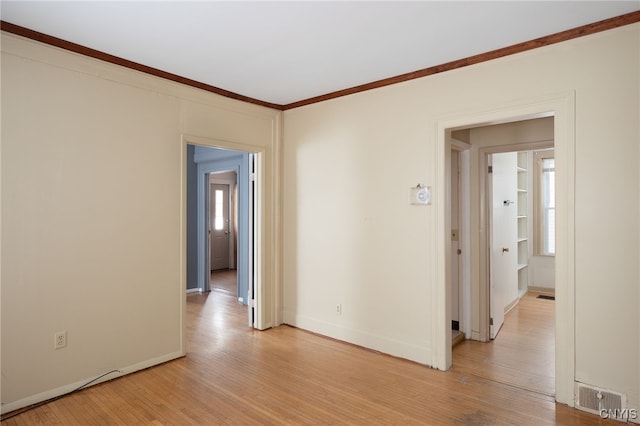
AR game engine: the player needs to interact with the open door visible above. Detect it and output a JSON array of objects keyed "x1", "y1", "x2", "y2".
[
  {"x1": 247, "y1": 153, "x2": 257, "y2": 327},
  {"x1": 489, "y1": 152, "x2": 518, "y2": 339}
]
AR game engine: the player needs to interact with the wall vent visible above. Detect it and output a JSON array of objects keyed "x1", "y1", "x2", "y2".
[{"x1": 575, "y1": 382, "x2": 627, "y2": 421}]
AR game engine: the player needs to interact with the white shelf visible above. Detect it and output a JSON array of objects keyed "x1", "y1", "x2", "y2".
[{"x1": 517, "y1": 151, "x2": 529, "y2": 294}]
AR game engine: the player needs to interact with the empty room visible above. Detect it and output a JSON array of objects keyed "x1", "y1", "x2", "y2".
[{"x1": 2, "y1": 1, "x2": 639, "y2": 424}]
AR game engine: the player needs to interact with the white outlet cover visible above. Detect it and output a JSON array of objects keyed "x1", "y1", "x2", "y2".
[
  {"x1": 409, "y1": 186, "x2": 431, "y2": 205},
  {"x1": 54, "y1": 331, "x2": 67, "y2": 349}
]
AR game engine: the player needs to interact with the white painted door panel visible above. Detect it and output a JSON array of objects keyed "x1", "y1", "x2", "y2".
[{"x1": 489, "y1": 152, "x2": 518, "y2": 339}]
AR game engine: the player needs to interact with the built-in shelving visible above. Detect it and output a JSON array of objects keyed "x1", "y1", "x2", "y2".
[{"x1": 517, "y1": 152, "x2": 529, "y2": 297}]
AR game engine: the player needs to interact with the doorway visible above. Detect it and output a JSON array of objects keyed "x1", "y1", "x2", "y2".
[
  {"x1": 449, "y1": 145, "x2": 471, "y2": 346},
  {"x1": 450, "y1": 138, "x2": 556, "y2": 396},
  {"x1": 209, "y1": 173, "x2": 238, "y2": 306},
  {"x1": 209, "y1": 176, "x2": 236, "y2": 272},
  {"x1": 435, "y1": 92, "x2": 576, "y2": 405},
  {"x1": 210, "y1": 182, "x2": 231, "y2": 271},
  {"x1": 186, "y1": 144, "x2": 258, "y2": 327}
]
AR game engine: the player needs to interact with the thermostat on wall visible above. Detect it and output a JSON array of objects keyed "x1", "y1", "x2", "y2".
[{"x1": 409, "y1": 185, "x2": 431, "y2": 205}]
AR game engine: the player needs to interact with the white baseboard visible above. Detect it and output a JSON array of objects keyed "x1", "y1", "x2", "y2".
[
  {"x1": 504, "y1": 296, "x2": 520, "y2": 315},
  {"x1": 1, "y1": 350, "x2": 185, "y2": 415},
  {"x1": 283, "y1": 310, "x2": 431, "y2": 366},
  {"x1": 528, "y1": 286, "x2": 555, "y2": 295},
  {"x1": 186, "y1": 288, "x2": 202, "y2": 294}
]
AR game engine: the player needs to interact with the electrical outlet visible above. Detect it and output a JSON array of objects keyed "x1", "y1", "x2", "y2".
[
  {"x1": 54, "y1": 331, "x2": 67, "y2": 349},
  {"x1": 336, "y1": 304, "x2": 342, "y2": 315}
]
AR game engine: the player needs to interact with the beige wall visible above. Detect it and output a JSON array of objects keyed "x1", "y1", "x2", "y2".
[
  {"x1": 1, "y1": 33, "x2": 281, "y2": 410},
  {"x1": 2, "y1": 21, "x2": 639, "y2": 416},
  {"x1": 284, "y1": 24, "x2": 639, "y2": 411}
]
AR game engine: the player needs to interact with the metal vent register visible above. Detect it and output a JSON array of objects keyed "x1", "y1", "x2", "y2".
[{"x1": 576, "y1": 383, "x2": 627, "y2": 420}]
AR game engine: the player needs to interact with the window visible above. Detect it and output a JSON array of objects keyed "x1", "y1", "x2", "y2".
[
  {"x1": 535, "y1": 151, "x2": 555, "y2": 255},
  {"x1": 541, "y1": 158, "x2": 555, "y2": 255},
  {"x1": 214, "y1": 189, "x2": 224, "y2": 230}
]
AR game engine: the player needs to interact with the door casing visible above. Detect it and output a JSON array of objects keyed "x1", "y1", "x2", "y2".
[
  {"x1": 208, "y1": 178, "x2": 235, "y2": 272},
  {"x1": 435, "y1": 92, "x2": 575, "y2": 406},
  {"x1": 182, "y1": 134, "x2": 273, "y2": 333}
]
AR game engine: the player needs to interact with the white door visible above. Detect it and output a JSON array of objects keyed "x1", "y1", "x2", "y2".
[
  {"x1": 489, "y1": 152, "x2": 518, "y2": 339},
  {"x1": 247, "y1": 154, "x2": 257, "y2": 327},
  {"x1": 210, "y1": 183, "x2": 230, "y2": 270}
]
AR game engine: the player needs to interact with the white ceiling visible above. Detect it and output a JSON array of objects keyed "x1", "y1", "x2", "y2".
[{"x1": 2, "y1": 1, "x2": 639, "y2": 106}]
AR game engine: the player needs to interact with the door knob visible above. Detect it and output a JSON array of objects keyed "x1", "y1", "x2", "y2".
[{"x1": 502, "y1": 247, "x2": 509, "y2": 253}]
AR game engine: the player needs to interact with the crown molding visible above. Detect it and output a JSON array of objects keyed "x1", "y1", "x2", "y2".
[
  {"x1": 2, "y1": 10, "x2": 639, "y2": 111},
  {"x1": 0, "y1": 20, "x2": 283, "y2": 111},
  {"x1": 282, "y1": 10, "x2": 640, "y2": 110}
]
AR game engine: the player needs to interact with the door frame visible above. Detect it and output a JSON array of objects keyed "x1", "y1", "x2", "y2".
[
  {"x1": 434, "y1": 91, "x2": 576, "y2": 406},
  {"x1": 479, "y1": 143, "x2": 555, "y2": 337},
  {"x1": 210, "y1": 176, "x2": 236, "y2": 271},
  {"x1": 199, "y1": 161, "x2": 243, "y2": 293},
  {"x1": 449, "y1": 141, "x2": 472, "y2": 339},
  {"x1": 181, "y1": 134, "x2": 273, "y2": 333},
  {"x1": 487, "y1": 151, "x2": 520, "y2": 340},
  {"x1": 209, "y1": 181, "x2": 232, "y2": 272}
]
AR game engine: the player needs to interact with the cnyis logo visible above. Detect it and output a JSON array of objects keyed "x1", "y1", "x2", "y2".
[{"x1": 599, "y1": 408, "x2": 638, "y2": 420}]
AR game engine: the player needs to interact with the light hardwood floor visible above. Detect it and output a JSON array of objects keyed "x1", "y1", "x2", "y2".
[
  {"x1": 3, "y1": 286, "x2": 615, "y2": 425},
  {"x1": 452, "y1": 292, "x2": 555, "y2": 396},
  {"x1": 210, "y1": 269, "x2": 238, "y2": 297}
]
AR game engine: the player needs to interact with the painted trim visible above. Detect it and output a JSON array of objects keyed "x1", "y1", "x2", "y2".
[
  {"x1": 180, "y1": 142, "x2": 188, "y2": 356},
  {"x1": 210, "y1": 176, "x2": 237, "y2": 270},
  {"x1": 0, "y1": 21, "x2": 281, "y2": 110},
  {"x1": 528, "y1": 286, "x2": 555, "y2": 296},
  {"x1": 2, "y1": 11, "x2": 639, "y2": 110},
  {"x1": 197, "y1": 156, "x2": 245, "y2": 294},
  {"x1": 282, "y1": 12, "x2": 640, "y2": 109},
  {"x1": 435, "y1": 91, "x2": 576, "y2": 407},
  {"x1": 285, "y1": 311, "x2": 432, "y2": 365},
  {"x1": 450, "y1": 144, "x2": 472, "y2": 339}
]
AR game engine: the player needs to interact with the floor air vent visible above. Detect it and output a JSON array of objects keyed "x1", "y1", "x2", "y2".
[
  {"x1": 576, "y1": 383, "x2": 627, "y2": 421},
  {"x1": 536, "y1": 294, "x2": 555, "y2": 300}
]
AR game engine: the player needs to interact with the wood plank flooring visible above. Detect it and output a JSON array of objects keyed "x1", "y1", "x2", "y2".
[
  {"x1": 3, "y1": 285, "x2": 615, "y2": 425},
  {"x1": 452, "y1": 292, "x2": 555, "y2": 396},
  {"x1": 210, "y1": 269, "x2": 238, "y2": 297}
]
